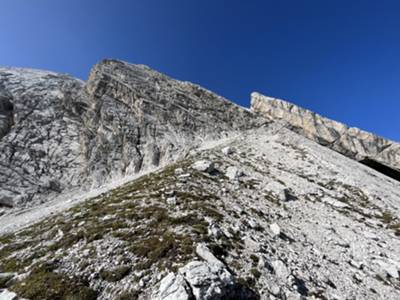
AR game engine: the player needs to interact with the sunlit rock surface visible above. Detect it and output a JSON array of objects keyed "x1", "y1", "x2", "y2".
[{"x1": 0, "y1": 61, "x2": 399, "y2": 299}]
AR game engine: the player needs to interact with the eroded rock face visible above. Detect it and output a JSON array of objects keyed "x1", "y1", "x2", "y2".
[
  {"x1": 0, "y1": 68, "x2": 85, "y2": 207},
  {"x1": 0, "y1": 61, "x2": 266, "y2": 208},
  {"x1": 79, "y1": 60, "x2": 264, "y2": 185},
  {"x1": 251, "y1": 92, "x2": 400, "y2": 176}
]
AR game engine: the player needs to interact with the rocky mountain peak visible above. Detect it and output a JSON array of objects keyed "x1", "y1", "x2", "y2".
[{"x1": 0, "y1": 60, "x2": 266, "y2": 209}]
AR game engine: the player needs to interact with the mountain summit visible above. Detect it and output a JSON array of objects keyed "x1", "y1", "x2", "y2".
[{"x1": 0, "y1": 60, "x2": 399, "y2": 300}]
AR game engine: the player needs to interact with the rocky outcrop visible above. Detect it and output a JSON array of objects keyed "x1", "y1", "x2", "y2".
[
  {"x1": 0, "y1": 60, "x2": 266, "y2": 208},
  {"x1": 78, "y1": 59, "x2": 264, "y2": 186},
  {"x1": 0, "y1": 68, "x2": 85, "y2": 208},
  {"x1": 155, "y1": 244, "x2": 257, "y2": 300},
  {"x1": 251, "y1": 92, "x2": 400, "y2": 179}
]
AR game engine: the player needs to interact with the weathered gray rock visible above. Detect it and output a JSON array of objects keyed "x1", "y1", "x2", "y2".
[
  {"x1": 155, "y1": 273, "x2": 193, "y2": 300},
  {"x1": 0, "y1": 68, "x2": 85, "y2": 208},
  {"x1": 179, "y1": 261, "x2": 233, "y2": 300},
  {"x1": 80, "y1": 60, "x2": 264, "y2": 187},
  {"x1": 154, "y1": 244, "x2": 257, "y2": 300},
  {"x1": 265, "y1": 181, "x2": 289, "y2": 202},
  {"x1": 225, "y1": 166, "x2": 243, "y2": 181},
  {"x1": 271, "y1": 260, "x2": 290, "y2": 281},
  {"x1": 0, "y1": 60, "x2": 266, "y2": 208},
  {"x1": 375, "y1": 260, "x2": 400, "y2": 279},
  {"x1": 0, "y1": 289, "x2": 17, "y2": 300},
  {"x1": 221, "y1": 146, "x2": 234, "y2": 156},
  {"x1": 270, "y1": 223, "x2": 281, "y2": 237},
  {"x1": 192, "y1": 161, "x2": 215, "y2": 174},
  {"x1": 251, "y1": 92, "x2": 400, "y2": 178}
]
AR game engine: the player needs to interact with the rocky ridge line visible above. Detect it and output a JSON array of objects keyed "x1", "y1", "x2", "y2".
[
  {"x1": 251, "y1": 92, "x2": 400, "y2": 180},
  {"x1": 0, "y1": 60, "x2": 266, "y2": 209}
]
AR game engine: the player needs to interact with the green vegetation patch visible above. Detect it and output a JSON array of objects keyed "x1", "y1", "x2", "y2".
[
  {"x1": 11, "y1": 263, "x2": 97, "y2": 300},
  {"x1": 0, "y1": 157, "x2": 240, "y2": 297}
]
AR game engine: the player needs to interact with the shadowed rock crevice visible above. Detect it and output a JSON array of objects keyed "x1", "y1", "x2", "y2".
[
  {"x1": 0, "y1": 92, "x2": 14, "y2": 139},
  {"x1": 359, "y1": 158, "x2": 400, "y2": 182}
]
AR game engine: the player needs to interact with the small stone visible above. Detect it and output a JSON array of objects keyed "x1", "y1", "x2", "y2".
[
  {"x1": 272, "y1": 260, "x2": 290, "y2": 281},
  {"x1": 257, "y1": 257, "x2": 265, "y2": 269},
  {"x1": 322, "y1": 197, "x2": 349, "y2": 209},
  {"x1": 178, "y1": 173, "x2": 191, "y2": 179},
  {"x1": 267, "y1": 282, "x2": 281, "y2": 296},
  {"x1": 166, "y1": 197, "x2": 177, "y2": 205},
  {"x1": 221, "y1": 146, "x2": 234, "y2": 155},
  {"x1": 349, "y1": 260, "x2": 362, "y2": 269},
  {"x1": 174, "y1": 168, "x2": 184, "y2": 175},
  {"x1": 265, "y1": 182, "x2": 289, "y2": 202},
  {"x1": 248, "y1": 219, "x2": 259, "y2": 230},
  {"x1": 101, "y1": 215, "x2": 114, "y2": 221},
  {"x1": 192, "y1": 160, "x2": 215, "y2": 173},
  {"x1": 270, "y1": 223, "x2": 281, "y2": 237},
  {"x1": 225, "y1": 166, "x2": 243, "y2": 180},
  {"x1": 377, "y1": 261, "x2": 399, "y2": 279}
]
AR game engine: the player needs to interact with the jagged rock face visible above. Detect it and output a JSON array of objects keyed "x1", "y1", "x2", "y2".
[
  {"x1": 0, "y1": 68, "x2": 85, "y2": 207},
  {"x1": 0, "y1": 61, "x2": 265, "y2": 208},
  {"x1": 79, "y1": 59, "x2": 264, "y2": 185},
  {"x1": 251, "y1": 92, "x2": 400, "y2": 176}
]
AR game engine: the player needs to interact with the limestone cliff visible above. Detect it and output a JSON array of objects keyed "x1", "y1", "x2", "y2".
[
  {"x1": 0, "y1": 60, "x2": 265, "y2": 208},
  {"x1": 251, "y1": 92, "x2": 400, "y2": 180}
]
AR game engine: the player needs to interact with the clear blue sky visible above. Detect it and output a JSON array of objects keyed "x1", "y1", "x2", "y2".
[{"x1": 1, "y1": 1, "x2": 399, "y2": 141}]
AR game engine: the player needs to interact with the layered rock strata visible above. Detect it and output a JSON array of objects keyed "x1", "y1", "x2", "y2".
[{"x1": 251, "y1": 92, "x2": 400, "y2": 180}]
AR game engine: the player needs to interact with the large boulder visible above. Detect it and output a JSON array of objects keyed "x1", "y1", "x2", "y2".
[{"x1": 154, "y1": 244, "x2": 258, "y2": 300}]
